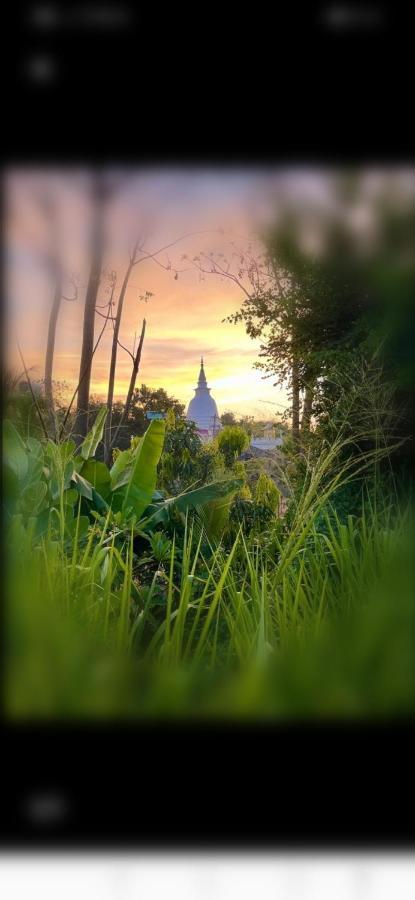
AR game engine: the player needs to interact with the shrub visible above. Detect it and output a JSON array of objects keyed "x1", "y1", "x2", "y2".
[
  {"x1": 254, "y1": 472, "x2": 280, "y2": 512},
  {"x1": 217, "y1": 425, "x2": 250, "y2": 467}
]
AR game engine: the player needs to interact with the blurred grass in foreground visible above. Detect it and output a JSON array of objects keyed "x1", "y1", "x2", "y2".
[{"x1": 6, "y1": 500, "x2": 415, "y2": 719}]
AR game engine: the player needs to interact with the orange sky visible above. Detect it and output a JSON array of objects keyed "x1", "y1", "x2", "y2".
[{"x1": 6, "y1": 171, "x2": 290, "y2": 419}]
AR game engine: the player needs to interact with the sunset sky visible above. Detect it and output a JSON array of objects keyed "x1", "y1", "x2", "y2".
[
  {"x1": 5, "y1": 169, "x2": 295, "y2": 419},
  {"x1": 7, "y1": 169, "x2": 413, "y2": 419}
]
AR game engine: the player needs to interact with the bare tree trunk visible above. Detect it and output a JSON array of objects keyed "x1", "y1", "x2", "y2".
[
  {"x1": 102, "y1": 229, "x2": 200, "y2": 458},
  {"x1": 40, "y1": 192, "x2": 63, "y2": 440},
  {"x1": 74, "y1": 175, "x2": 106, "y2": 442},
  {"x1": 107, "y1": 318, "x2": 146, "y2": 462},
  {"x1": 58, "y1": 288, "x2": 114, "y2": 442},
  {"x1": 301, "y1": 384, "x2": 313, "y2": 432},
  {"x1": 103, "y1": 255, "x2": 136, "y2": 462},
  {"x1": 291, "y1": 360, "x2": 300, "y2": 444},
  {"x1": 44, "y1": 271, "x2": 62, "y2": 439}
]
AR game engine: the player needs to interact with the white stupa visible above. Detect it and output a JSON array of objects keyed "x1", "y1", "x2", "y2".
[{"x1": 186, "y1": 358, "x2": 222, "y2": 442}]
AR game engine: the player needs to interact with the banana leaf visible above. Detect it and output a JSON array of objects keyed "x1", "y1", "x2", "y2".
[
  {"x1": 110, "y1": 444, "x2": 138, "y2": 491},
  {"x1": 143, "y1": 477, "x2": 243, "y2": 528},
  {"x1": 80, "y1": 459, "x2": 111, "y2": 500},
  {"x1": 79, "y1": 406, "x2": 107, "y2": 460},
  {"x1": 120, "y1": 419, "x2": 165, "y2": 520},
  {"x1": 71, "y1": 469, "x2": 93, "y2": 500}
]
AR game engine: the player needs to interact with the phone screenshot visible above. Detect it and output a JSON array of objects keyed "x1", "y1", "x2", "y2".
[{"x1": 1, "y1": 0, "x2": 414, "y2": 893}]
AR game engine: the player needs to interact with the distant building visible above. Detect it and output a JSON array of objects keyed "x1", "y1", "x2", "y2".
[
  {"x1": 186, "y1": 358, "x2": 222, "y2": 443},
  {"x1": 250, "y1": 424, "x2": 283, "y2": 452}
]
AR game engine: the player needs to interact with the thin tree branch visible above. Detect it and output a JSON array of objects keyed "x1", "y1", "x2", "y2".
[
  {"x1": 192, "y1": 255, "x2": 252, "y2": 299},
  {"x1": 95, "y1": 308, "x2": 117, "y2": 320},
  {"x1": 110, "y1": 318, "x2": 147, "y2": 452},
  {"x1": 131, "y1": 229, "x2": 216, "y2": 268},
  {"x1": 116, "y1": 337, "x2": 135, "y2": 362},
  {"x1": 16, "y1": 338, "x2": 49, "y2": 440}
]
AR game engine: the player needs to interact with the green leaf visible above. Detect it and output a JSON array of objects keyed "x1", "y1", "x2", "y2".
[
  {"x1": 66, "y1": 515, "x2": 90, "y2": 541},
  {"x1": 91, "y1": 487, "x2": 110, "y2": 514},
  {"x1": 79, "y1": 406, "x2": 107, "y2": 460},
  {"x1": 109, "y1": 490, "x2": 125, "y2": 514},
  {"x1": 110, "y1": 446, "x2": 135, "y2": 491},
  {"x1": 80, "y1": 459, "x2": 111, "y2": 499},
  {"x1": 24, "y1": 437, "x2": 45, "y2": 487},
  {"x1": 3, "y1": 420, "x2": 28, "y2": 482},
  {"x1": 71, "y1": 470, "x2": 93, "y2": 500},
  {"x1": 33, "y1": 508, "x2": 51, "y2": 540},
  {"x1": 63, "y1": 489, "x2": 79, "y2": 507},
  {"x1": 63, "y1": 459, "x2": 75, "y2": 489},
  {"x1": 45, "y1": 440, "x2": 74, "y2": 465},
  {"x1": 59, "y1": 440, "x2": 76, "y2": 461},
  {"x1": 49, "y1": 505, "x2": 75, "y2": 535},
  {"x1": 18, "y1": 481, "x2": 48, "y2": 517},
  {"x1": 121, "y1": 420, "x2": 165, "y2": 520},
  {"x1": 100, "y1": 550, "x2": 110, "y2": 584},
  {"x1": 144, "y1": 478, "x2": 243, "y2": 528},
  {"x1": 3, "y1": 463, "x2": 19, "y2": 511},
  {"x1": 26, "y1": 436, "x2": 43, "y2": 459},
  {"x1": 50, "y1": 460, "x2": 74, "y2": 500},
  {"x1": 201, "y1": 494, "x2": 236, "y2": 542}
]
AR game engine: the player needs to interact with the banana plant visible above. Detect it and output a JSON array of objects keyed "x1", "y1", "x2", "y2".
[
  {"x1": 4, "y1": 409, "x2": 243, "y2": 544},
  {"x1": 142, "y1": 478, "x2": 243, "y2": 532},
  {"x1": 74, "y1": 414, "x2": 243, "y2": 538}
]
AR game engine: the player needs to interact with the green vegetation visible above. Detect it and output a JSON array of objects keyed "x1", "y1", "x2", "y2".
[
  {"x1": 4, "y1": 171, "x2": 415, "y2": 719},
  {"x1": 217, "y1": 425, "x2": 250, "y2": 467},
  {"x1": 4, "y1": 358, "x2": 414, "y2": 718}
]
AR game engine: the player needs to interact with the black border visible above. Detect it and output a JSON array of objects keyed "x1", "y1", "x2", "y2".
[{"x1": 1, "y1": 721, "x2": 415, "y2": 846}]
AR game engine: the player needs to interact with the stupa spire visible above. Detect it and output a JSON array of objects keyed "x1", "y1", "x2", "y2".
[{"x1": 197, "y1": 357, "x2": 208, "y2": 388}]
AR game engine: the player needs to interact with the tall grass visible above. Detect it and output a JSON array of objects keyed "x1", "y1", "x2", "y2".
[
  {"x1": 6, "y1": 482, "x2": 414, "y2": 718},
  {"x1": 5, "y1": 361, "x2": 413, "y2": 718}
]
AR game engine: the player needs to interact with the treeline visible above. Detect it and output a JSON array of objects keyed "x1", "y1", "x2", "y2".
[{"x1": 217, "y1": 175, "x2": 415, "y2": 497}]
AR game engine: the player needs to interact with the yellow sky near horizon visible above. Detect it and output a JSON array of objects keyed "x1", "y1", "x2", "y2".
[{"x1": 9, "y1": 268, "x2": 289, "y2": 419}]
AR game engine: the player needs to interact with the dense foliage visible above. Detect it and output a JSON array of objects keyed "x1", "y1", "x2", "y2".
[{"x1": 4, "y1": 361, "x2": 413, "y2": 718}]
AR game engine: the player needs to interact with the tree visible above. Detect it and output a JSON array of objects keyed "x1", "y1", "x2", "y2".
[
  {"x1": 12, "y1": 179, "x2": 79, "y2": 439},
  {"x1": 220, "y1": 411, "x2": 236, "y2": 426},
  {"x1": 48, "y1": 169, "x2": 212, "y2": 455},
  {"x1": 135, "y1": 384, "x2": 185, "y2": 418},
  {"x1": 190, "y1": 234, "x2": 304, "y2": 441},
  {"x1": 254, "y1": 471, "x2": 280, "y2": 512},
  {"x1": 74, "y1": 172, "x2": 109, "y2": 441},
  {"x1": 34, "y1": 190, "x2": 79, "y2": 437},
  {"x1": 238, "y1": 415, "x2": 256, "y2": 436},
  {"x1": 217, "y1": 425, "x2": 250, "y2": 467},
  {"x1": 190, "y1": 180, "x2": 396, "y2": 444},
  {"x1": 44, "y1": 258, "x2": 77, "y2": 438},
  {"x1": 161, "y1": 414, "x2": 225, "y2": 495},
  {"x1": 91, "y1": 384, "x2": 186, "y2": 458},
  {"x1": 193, "y1": 196, "x2": 376, "y2": 445},
  {"x1": 103, "y1": 237, "x2": 143, "y2": 463},
  {"x1": 103, "y1": 227, "x2": 213, "y2": 465}
]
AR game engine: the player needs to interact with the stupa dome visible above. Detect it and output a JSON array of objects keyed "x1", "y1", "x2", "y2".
[{"x1": 186, "y1": 358, "x2": 221, "y2": 442}]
